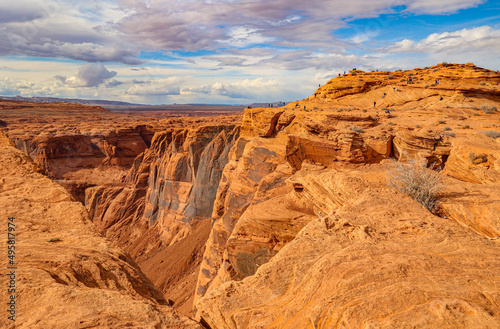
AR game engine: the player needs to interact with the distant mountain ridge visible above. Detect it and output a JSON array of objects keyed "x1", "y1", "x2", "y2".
[
  {"x1": 0, "y1": 95, "x2": 292, "y2": 109},
  {"x1": 0, "y1": 95, "x2": 144, "y2": 107}
]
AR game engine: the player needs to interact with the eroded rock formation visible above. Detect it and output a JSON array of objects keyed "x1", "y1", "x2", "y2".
[
  {"x1": 2, "y1": 63, "x2": 500, "y2": 327},
  {"x1": 193, "y1": 63, "x2": 500, "y2": 326},
  {"x1": 0, "y1": 133, "x2": 201, "y2": 329}
]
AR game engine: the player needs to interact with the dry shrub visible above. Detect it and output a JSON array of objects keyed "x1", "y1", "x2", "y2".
[
  {"x1": 479, "y1": 130, "x2": 500, "y2": 139},
  {"x1": 468, "y1": 153, "x2": 488, "y2": 165},
  {"x1": 387, "y1": 157, "x2": 443, "y2": 213}
]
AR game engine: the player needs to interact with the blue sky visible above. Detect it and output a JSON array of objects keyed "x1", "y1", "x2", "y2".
[{"x1": 0, "y1": 0, "x2": 499, "y2": 105}]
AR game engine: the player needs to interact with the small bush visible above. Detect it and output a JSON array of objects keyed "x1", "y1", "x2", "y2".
[
  {"x1": 481, "y1": 105, "x2": 496, "y2": 114},
  {"x1": 462, "y1": 125, "x2": 470, "y2": 129},
  {"x1": 468, "y1": 153, "x2": 488, "y2": 165},
  {"x1": 474, "y1": 113, "x2": 479, "y2": 116},
  {"x1": 387, "y1": 157, "x2": 443, "y2": 213},
  {"x1": 351, "y1": 126, "x2": 364, "y2": 133},
  {"x1": 479, "y1": 81, "x2": 486, "y2": 86},
  {"x1": 48, "y1": 238, "x2": 61, "y2": 243},
  {"x1": 479, "y1": 130, "x2": 500, "y2": 139},
  {"x1": 424, "y1": 84, "x2": 429, "y2": 88},
  {"x1": 387, "y1": 121, "x2": 396, "y2": 126},
  {"x1": 416, "y1": 124, "x2": 421, "y2": 128},
  {"x1": 438, "y1": 120, "x2": 446, "y2": 124},
  {"x1": 363, "y1": 109, "x2": 367, "y2": 112},
  {"x1": 443, "y1": 126, "x2": 452, "y2": 131},
  {"x1": 442, "y1": 132, "x2": 456, "y2": 137}
]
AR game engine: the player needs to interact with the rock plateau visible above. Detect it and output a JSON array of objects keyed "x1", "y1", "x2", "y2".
[{"x1": 1, "y1": 62, "x2": 500, "y2": 328}]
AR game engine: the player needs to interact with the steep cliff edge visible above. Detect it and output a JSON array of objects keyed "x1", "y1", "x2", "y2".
[
  {"x1": 2, "y1": 63, "x2": 500, "y2": 327},
  {"x1": 194, "y1": 63, "x2": 500, "y2": 326},
  {"x1": 197, "y1": 171, "x2": 500, "y2": 328},
  {"x1": 0, "y1": 132, "x2": 201, "y2": 328},
  {"x1": 85, "y1": 123, "x2": 240, "y2": 314}
]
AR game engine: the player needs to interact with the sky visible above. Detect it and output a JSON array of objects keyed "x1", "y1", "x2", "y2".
[{"x1": 0, "y1": 0, "x2": 499, "y2": 105}]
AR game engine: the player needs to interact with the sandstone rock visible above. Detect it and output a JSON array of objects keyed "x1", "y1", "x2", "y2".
[
  {"x1": 444, "y1": 134, "x2": 500, "y2": 184},
  {"x1": 0, "y1": 132, "x2": 201, "y2": 329},
  {"x1": 393, "y1": 129, "x2": 451, "y2": 167},
  {"x1": 197, "y1": 180, "x2": 500, "y2": 329},
  {"x1": 194, "y1": 136, "x2": 289, "y2": 305},
  {"x1": 85, "y1": 124, "x2": 240, "y2": 314}
]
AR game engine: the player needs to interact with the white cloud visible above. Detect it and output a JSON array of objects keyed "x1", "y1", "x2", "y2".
[
  {"x1": 183, "y1": 78, "x2": 281, "y2": 99},
  {"x1": 126, "y1": 77, "x2": 183, "y2": 96},
  {"x1": 386, "y1": 26, "x2": 500, "y2": 54},
  {"x1": 61, "y1": 64, "x2": 117, "y2": 88},
  {"x1": 405, "y1": 0, "x2": 486, "y2": 14},
  {"x1": 0, "y1": 0, "x2": 491, "y2": 64}
]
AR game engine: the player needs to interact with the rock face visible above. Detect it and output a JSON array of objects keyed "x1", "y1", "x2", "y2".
[
  {"x1": 85, "y1": 124, "x2": 240, "y2": 313},
  {"x1": 3, "y1": 63, "x2": 500, "y2": 327},
  {"x1": 193, "y1": 63, "x2": 500, "y2": 326},
  {"x1": 0, "y1": 133, "x2": 201, "y2": 329},
  {"x1": 15, "y1": 126, "x2": 152, "y2": 177},
  {"x1": 197, "y1": 176, "x2": 500, "y2": 328}
]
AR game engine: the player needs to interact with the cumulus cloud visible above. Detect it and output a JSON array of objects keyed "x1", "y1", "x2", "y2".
[
  {"x1": 386, "y1": 26, "x2": 500, "y2": 54},
  {"x1": 0, "y1": 0, "x2": 141, "y2": 64},
  {"x1": 58, "y1": 64, "x2": 117, "y2": 88},
  {"x1": 405, "y1": 0, "x2": 486, "y2": 14},
  {"x1": 126, "y1": 77, "x2": 183, "y2": 96},
  {"x1": 258, "y1": 51, "x2": 364, "y2": 71},
  {"x1": 116, "y1": 0, "x2": 486, "y2": 53},
  {"x1": 183, "y1": 78, "x2": 281, "y2": 99},
  {"x1": 204, "y1": 56, "x2": 248, "y2": 67},
  {"x1": 0, "y1": 0, "x2": 490, "y2": 64}
]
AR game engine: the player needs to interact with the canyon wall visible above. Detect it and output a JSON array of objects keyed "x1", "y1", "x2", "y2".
[
  {"x1": 85, "y1": 124, "x2": 240, "y2": 313},
  {"x1": 2, "y1": 63, "x2": 499, "y2": 327},
  {"x1": 193, "y1": 63, "x2": 500, "y2": 326},
  {"x1": 0, "y1": 132, "x2": 201, "y2": 329}
]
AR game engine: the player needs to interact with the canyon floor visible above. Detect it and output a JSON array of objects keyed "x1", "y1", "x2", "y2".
[{"x1": 1, "y1": 62, "x2": 500, "y2": 328}]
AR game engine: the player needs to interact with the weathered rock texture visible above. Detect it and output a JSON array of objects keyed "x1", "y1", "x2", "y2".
[
  {"x1": 0, "y1": 133, "x2": 201, "y2": 329},
  {"x1": 197, "y1": 175, "x2": 500, "y2": 328},
  {"x1": 85, "y1": 123, "x2": 240, "y2": 314},
  {"x1": 3, "y1": 63, "x2": 500, "y2": 327},
  {"x1": 194, "y1": 63, "x2": 500, "y2": 326}
]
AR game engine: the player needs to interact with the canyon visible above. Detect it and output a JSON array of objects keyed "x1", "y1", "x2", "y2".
[{"x1": 1, "y1": 62, "x2": 500, "y2": 328}]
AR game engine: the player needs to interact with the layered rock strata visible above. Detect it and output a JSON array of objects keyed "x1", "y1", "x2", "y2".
[
  {"x1": 0, "y1": 133, "x2": 201, "y2": 328},
  {"x1": 194, "y1": 63, "x2": 500, "y2": 326}
]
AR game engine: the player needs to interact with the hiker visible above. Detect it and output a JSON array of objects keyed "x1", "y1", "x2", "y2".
[
  {"x1": 373, "y1": 101, "x2": 376, "y2": 107},
  {"x1": 393, "y1": 87, "x2": 396, "y2": 91},
  {"x1": 440, "y1": 96, "x2": 443, "y2": 101},
  {"x1": 385, "y1": 109, "x2": 390, "y2": 114},
  {"x1": 382, "y1": 92, "x2": 386, "y2": 99}
]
